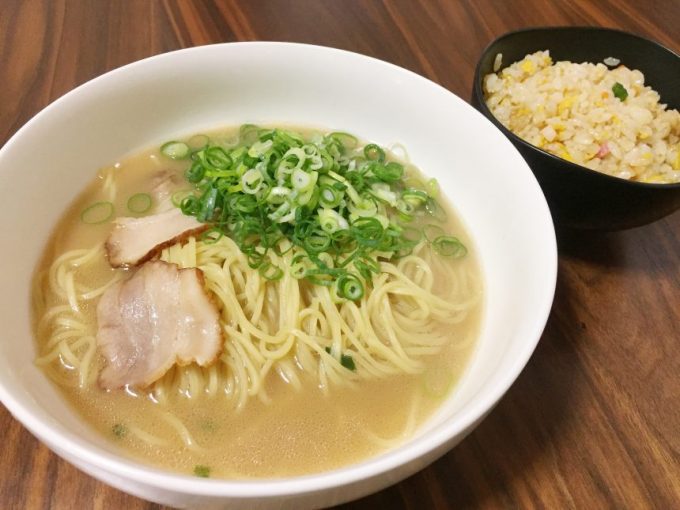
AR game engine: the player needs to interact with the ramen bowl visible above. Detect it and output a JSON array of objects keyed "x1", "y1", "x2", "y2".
[
  {"x1": 0, "y1": 43, "x2": 556, "y2": 509},
  {"x1": 472, "y1": 27, "x2": 680, "y2": 230}
]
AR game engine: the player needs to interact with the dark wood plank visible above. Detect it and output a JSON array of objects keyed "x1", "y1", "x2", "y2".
[{"x1": 1, "y1": 0, "x2": 679, "y2": 508}]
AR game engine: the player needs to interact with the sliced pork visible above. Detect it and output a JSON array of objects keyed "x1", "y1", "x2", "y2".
[
  {"x1": 105, "y1": 207, "x2": 207, "y2": 267},
  {"x1": 149, "y1": 170, "x2": 184, "y2": 212},
  {"x1": 96, "y1": 260, "x2": 223, "y2": 389}
]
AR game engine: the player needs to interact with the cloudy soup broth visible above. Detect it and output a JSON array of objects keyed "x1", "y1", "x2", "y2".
[{"x1": 32, "y1": 125, "x2": 483, "y2": 478}]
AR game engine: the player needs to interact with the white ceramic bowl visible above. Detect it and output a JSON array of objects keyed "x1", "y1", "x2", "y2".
[{"x1": 0, "y1": 42, "x2": 556, "y2": 509}]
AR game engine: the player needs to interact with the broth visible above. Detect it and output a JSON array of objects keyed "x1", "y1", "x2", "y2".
[{"x1": 32, "y1": 126, "x2": 482, "y2": 478}]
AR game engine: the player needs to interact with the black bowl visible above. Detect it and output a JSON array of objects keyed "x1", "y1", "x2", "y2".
[{"x1": 472, "y1": 27, "x2": 680, "y2": 230}]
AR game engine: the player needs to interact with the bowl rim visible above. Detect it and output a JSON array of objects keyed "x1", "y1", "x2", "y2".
[
  {"x1": 0, "y1": 40, "x2": 557, "y2": 499},
  {"x1": 472, "y1": 26, "x2": 680, "y2": 190}
]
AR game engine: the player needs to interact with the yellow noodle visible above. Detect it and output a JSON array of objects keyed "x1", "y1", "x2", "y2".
[
  {"x1": 128, "y1": 425, "x2": 169, "y2": 447},
  {"x1": 36, "y1": 234, "x2": 479, "y2": 413}
]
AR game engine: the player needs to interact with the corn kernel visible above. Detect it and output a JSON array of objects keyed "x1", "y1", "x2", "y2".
[
  {"x1": 558, "y1": 96, "x2": 575, "y2": 116},
  {"x1": 520, "y1": 60, "x2": 535, "y2": 74}
]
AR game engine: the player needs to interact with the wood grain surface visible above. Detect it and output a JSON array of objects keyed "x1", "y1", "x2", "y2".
[{"x1": 1, "y1": 0, "x2": 679, "y2": 508}]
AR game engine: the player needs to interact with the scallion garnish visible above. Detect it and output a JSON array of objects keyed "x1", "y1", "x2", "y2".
[
  {"x1": 341, "y1": 353, "x2": 356, "y2": 371},
  {"x1": 81, "y1": 201, "x2": 114, "y2": 224},
  {"x1": 324, "y1": 347, "x2": 357, "y2": 371},
  {"x1": 432, "y1": 235, "x2": 467, "y2": 258},
  {"x1": 336, "y1": 273, "x2": 364, "y2": 300},
  {"x1": 162, "y1": 126, "x2": 468, "y2": 300},
  {"x1": 423, "y1": 224, "x2": 445, "y2": 242},
  {"x1": 112, "y1": 423, "x2": 127, "y2": 438},
  {"x1": 612, "y1": 82, "x2": 628, "y2": 101},
  {"x1": 126, "y1": 193, "x2": 152, "y2": 214},
  {"x1": 193, "y1": 465, "x2": 211, "y2": 478},
  {"x1": 160, "y1": 141, "x2": 190, "y2": 160},
  {"x1": 364, "y1": 143, "x2": 385, "y2": 162}
]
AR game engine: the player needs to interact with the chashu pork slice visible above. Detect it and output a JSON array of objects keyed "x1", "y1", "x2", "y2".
[
  {"x1": 97, "y1": 260, "x2": 223, "y2": 389},
  {"x1": 105, "y1": 207, "x2": 207, "y2": 267},
  {"x1": 148, "y1": 170, "x2": 184, "y2": 213}
]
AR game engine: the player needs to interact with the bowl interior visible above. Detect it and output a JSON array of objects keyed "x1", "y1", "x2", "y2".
[{"x1": 0, "y1": 43, "x2": 556, "y2": 498}]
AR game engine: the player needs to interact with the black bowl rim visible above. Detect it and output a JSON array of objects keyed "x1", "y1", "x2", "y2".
[{"x1": 473, "y1": 26, "x2": 680, "y2": 190}]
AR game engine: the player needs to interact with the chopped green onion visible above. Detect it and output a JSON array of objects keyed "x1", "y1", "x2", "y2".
[
  {"x1": 186, "y1": 160, "x2": 206, "y2": 183},
  {"x1": 290, "y1": 260, "x2": 308, "y2": 279},
  {"x1": 432, "y1": 235, "x2": 467, "y2": 258},
  {"x1": 266, "y1": 186, "x2": 291, "y2": 204},
  {"x1": 336, "y1": 273, "x2": 364, "y2": 301},
  {"x1": 402, "y1": 188, "x2": 428, "y2": 206},
  {"x1": 205, "y1": 146, "x2": 232, "y2": 169},
  {"x1": 329, "y1": 131, "x2": 359, "y2": 150},
  {"x1": 81, "y1": 201, "x2": 114, "y2": 224},
  {"x1": 612, "y1": 82, "x2": 628, "y2": 101},
  {"x1": 193, "y1": 465, "x2": 211, "y2": 478},
  {"x1": 200, "y1": 419, "x2": 216, "y2": 432},
  {"x1": 319, "y1": 209, "x2": 348, "y2": 233},
  {"x1": 163, "y1": 126, "x2": 465, "y2": 292},
  {"x1": 197, "y1": 187, "x2": 218, "y2": 222},
  {"x1": 171, "y1": 189, "x2": 194, "y2": 207},
  {"x1": 292, "y1": 168, "x2": 317, "y2": 191},
  {"x1": 396, "y1": 199, "x2": 415, "y2": 217},
  {"x1": 241, "y1": 168, "x2": 263, "y2": 194},
  {"x1": 353, "y1": 255, "x2": 380, "y2": 280},
  {"x1": 200, "y1": 228, "x2": 223, "y2": 244},
  {"x1": 423, "y1": 224, "x2": 445, "y2": 242},
  {"x1": 239, "y1": 124, "x2": 260, "y2": 144},
  {"x1": 180, "y1": 195, "x2": 200, "y2": 216},
  {"x1": 126, "y1": 193, "x2": 152, "y2": 214},
  {"x1": 364, "y1": 143, "x2": 385, "y2": 162},
  {"x1": 259, "y1": 261, "x2": 284, "y2": 280},
  {"x1": 161, "y1": 141, "x2": 190, "y2": 160},
  {"x1": 112, "y1": 423, "x2": 127, "y2": 438},
  {"x1": 187, "y1": 134, "x2": 210, "y2": 149},
  {"x1": 319, "y1": 185, "x2": 342, "y2": 208},
  {"x1": 324, "y1": 347, "x2": 357, "y2": 371},
  {"x1": 427, "y1": 178, "x2": 439, "y2": 198},
  {"x1": 351, "y1": 217, "x2": 384, "y2": 247},
  {"x1": 303, "y1": 231, "x2": 332, "y2": 253},
  {"x1": 340, "y1": 353, "x2": 356, "y2": 371},
  {"x1": 373, "y1": 161, "x2": 404, "y2": 182},
  {"x1": 369, "y1": 183, "x2": 398, "y2": 206},
  {"x1": 425, "y1": 197, "x2": 447, "y2": 222}
]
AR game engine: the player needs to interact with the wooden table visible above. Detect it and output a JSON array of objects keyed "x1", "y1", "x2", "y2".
[{"x1": 2, "y1": 1, "x2": 678, "y2": 508}]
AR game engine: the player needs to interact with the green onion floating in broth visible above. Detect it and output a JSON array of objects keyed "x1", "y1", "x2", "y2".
[
  {"x1": 160, "y1": 141, "x2": 190, "y2": 160},
  {"x1": 126, "y1": 193, "x2": 152, "y2": 214},
  {"x1": 112, "y1": 423, "x2": 127, "y2": 439},
  {"x1": 432, "y1": 235, "x2": 467, "y2": 258},
  {"x1": 80, "y1": 201, "x2": 114, "y2": 224},
  {"x1": 193, "y1": 465, "x2": 211, "y2": 478}
]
